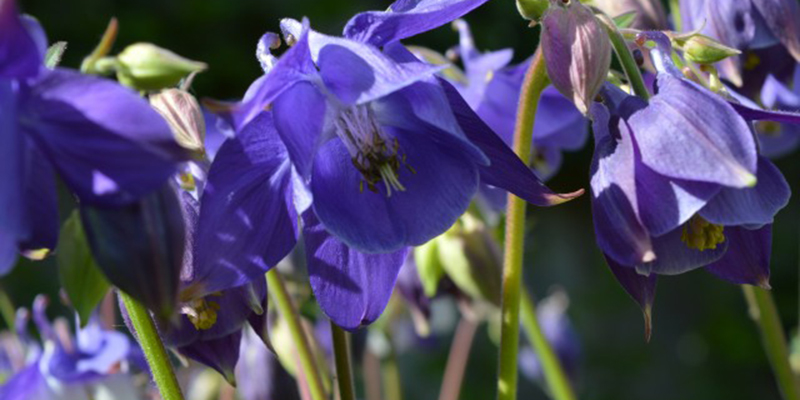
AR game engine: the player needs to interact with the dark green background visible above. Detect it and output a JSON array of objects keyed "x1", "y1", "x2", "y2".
[{"x1": 7, "y1": 0, "x2": 800, "y2": 399}]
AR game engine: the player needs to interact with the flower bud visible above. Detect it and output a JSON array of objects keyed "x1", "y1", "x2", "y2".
[
  {"x1": 678, "y1": 34, "x2": 741, "y2": 65},
  {"x1": 81, "y1": 184, "x2": 185, "y2": 321},
  {"x1": 541, "y1": 0, "x2": 611, "y2": 115},
  {"x1": 115, "y1": 43, "x2": 207, "y2": 91},
  {"x1": 436, "y1": 214, "x2": 502, "y2": 306},
  {"x1": 150, "y1": 89, "x2": 206, "y2": 154},
  {"x1": 516, "y1": 0, "x2": 550, "y2": 22}
]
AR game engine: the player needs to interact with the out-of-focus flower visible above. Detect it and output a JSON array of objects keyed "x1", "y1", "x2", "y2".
[
  {"x1": 591, "y1": 0, "x2": 668, "y2": 30},
  {"x1": 753, "y1": 65, "x2": 800, "y2": 158},
  {"x1": 0, "y1": 296, "x2": 141, "y2": 400},
  {"x1": 541, "y1": 0, "x2": 612, "y2": 115},
  {"x1": 519, "y1": 290, "x2": 580, "y2": 384},
  {"x1": 0, "y1": 0, "x2": 184, "y2": 276},
  {"x1": 680, "y1": 0, "x2": 800, "y2": 88}
]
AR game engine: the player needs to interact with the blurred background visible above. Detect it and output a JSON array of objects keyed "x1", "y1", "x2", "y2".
[{"x1": 6, "y1": 0, "x2": 800, "y2": 399}]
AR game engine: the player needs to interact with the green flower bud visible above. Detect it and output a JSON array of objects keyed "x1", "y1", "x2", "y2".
[
  {"x1": 517, "y1": 0, "x2": 551, "y2": 21},
  {"x1": 150, "y1": 89, "x2": 206, "y2": 154},
  {"x1": 116, "y1": 43, "x2": 207, "y2": 91},
  {"x1": 437, "y1": 214, "x2": 502, "y2": 306},
  {"x1": 679, "y1": 34, "x2": 741, "y2": 65},
  {"x1": 414, "y1": 239, "x2": 445, "y2": 298}
]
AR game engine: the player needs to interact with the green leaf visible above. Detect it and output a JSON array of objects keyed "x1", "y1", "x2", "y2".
[
  {"x1": 57, "y1": 211, "x2": 110, "y2": 327},
  {"x1": 613, "y1": 11, "x2": 638, "y2": 29},
  {"x1": 45, "y1": 42, "x2": 68, "y2": 69}
]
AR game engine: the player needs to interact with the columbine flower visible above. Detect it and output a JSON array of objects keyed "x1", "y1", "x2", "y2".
[
  {"x1": 200, "y1": 2, "x2": 581, "y2": 330},
  {"x1": 680, "y1": 0, "x2": 800, "y2": 88},
  {"x1": 0, "y1": 296, "x2": 141, "y2": 400},
  {"x1": 590, "y1": 32, "x2": 793, "y2": 331},
  {"x1": 0, "y1": 0, "x2": 183, "y2": 274},
  {"x1": 751, "y1": 65, "x2": 800, "y2": 158}
]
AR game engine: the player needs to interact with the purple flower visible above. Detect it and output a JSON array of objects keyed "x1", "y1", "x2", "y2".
[
  {"x1": 752, "y1": 65, "x2": 800, "y2": 158},
  {"x1": 0, "y1": 1, "x2": 184, "y2": 275},
  {"x1": 518, "y1": 291, "x2": 580, "y2": 384},
  {"x1": 443, "y1": 20, "x2": 588, "y2": 208},
  {"x1": 680, "y1": 0, "x2": 800, "y2": 87},
  {"x1": 201, "y1": 3, "x2": 582, "y2": 330},
  {"x1": 590, "y1": 32, "x2": 791, "y2": 320},
  {"x1": 0, "y1": 296, "x2": 141, "y2": 400}
]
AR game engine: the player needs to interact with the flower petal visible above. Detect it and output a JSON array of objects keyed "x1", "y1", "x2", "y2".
[
  {"x1": 631, "y1": 74, "x2": 757, "y2": 188},
  {"x1": 193, "y1": 113, "x2": 297, "y2": 295},
  {"x1": 440, "y1": 78, "x2": 583, "y2": 206},
  {"x1": 272, "y1": 81, "x2": 329, "y2": 180},
  {"x1": 311, "y1": 127, "x2": 478, "y2": 253},
  {"x1": 752, "y1": 0, "x2": 800, "y2": 62},
  {"x1": 22, "y1": 69, "x2": 182, "y2": 206},
  {"x1": 303, "y1": 212, "x2": 408, "y2": 331},
  {"x1": 589, "y1": 103, "x2": 654, "y2": 266},
  {"x1": 699, "y1": 156, "x2": 790, "y2": 226},
  {"x1": 343, "y1": 0, "x2": 490, "y2": 47},
  {"x1": 0, "y1": 0, "x2": 42, "y2": 79},
  {"x1": 605, "y1": 255, "x2": 657, "y2": 340},
  {"x1": 706, "y1": 225, "x2": 772, "y2": 287},
  {"x1": 0, "y1": 81, "x2": 23, "y2": 274},
  {"x1": 18, "y1": 141, "x2": 59, "y2": 257},
  {"x1": 636, "y1": 226, "x2": 729, "y2": 276},
  {"x1": 178, "y1": 330, "x2": 241, "y2": 385}
]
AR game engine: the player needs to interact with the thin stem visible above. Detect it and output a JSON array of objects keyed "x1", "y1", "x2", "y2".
[
  {"x1": 669, "y1": 0, "x2": 683, "y2": 32},
  {"x1": 0, "y1": 284, "x2": 16, "y2": 330},
  {"x1": 743, "y1": 286, "x2": 800, "y2": 400},
  {"x1": 597, "y1": 13, "x2": 650, "y2": 100},
  {"x1": 520, "y1": 288, "x2": 576, "y2": 400},
  {"x1": 497, "y1": 49, "x2": 547, "y2": 400},
  {"x1": 331, "y1": 322, "x2": 357, "y2": 400},
  {"x1": 438, "y1": 317, "x2": 479, "y2": 400},
  {"x1": 266, "y1": 270, "x2": 327, "y2": 400},
  {"x1": 119, "y1": 291, "x2": 184, "y2": 400},
  {"x1": 363, "y1": 349, "x2": 383, "y2": 400},
  {"x1": 382, "y1": 330, "x2": 404, "y2": 400}
]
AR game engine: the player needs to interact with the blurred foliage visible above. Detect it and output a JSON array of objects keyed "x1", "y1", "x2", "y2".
[{"x1": 5, "y1": 0, "x2": 799, "y2": 399}]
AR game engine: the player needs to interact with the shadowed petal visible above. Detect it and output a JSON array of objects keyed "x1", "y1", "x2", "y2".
[
  {"x1": 631, "y1": 74, "x2": 757, "y2": 188},
  {"x1": 0, "y1": 0, "x2": 42, "y2": 79},
  {"x1": 18, "y1": 141, "x2": 59, "y2": 257},
  {"x1": 636, "y1": 226, "x2": 729, "y2": 276},
  {"x1": 605, "y1": 255, "x2": 657, "y2": 341},
  {"x1": 440, "y1": 78, "x2": 583, "y2": 206},
  {"x1": 0, "y1": 81, "x2": 23, "y2": 274},
  {"x1": 193, "y1": 113, "x2": 297, "y2": 295},
  {"x1": 343, "y1": 0, "x2": 490, "y2": 47},
  {"x1": 21, "y1": 69, "x2": 182, "y2": 206},
  {"x1": 272, "y1": 81, "x2": 328, "y2": 180},
  {"x1": 706, "y1": 225, "x2": 772, "y2": 287},
  {"x1": 179, "y1": 330, "x2": 241, "y2": 385},
  {"x1": 590, "y1": 103, "x2": 654, "y2": 266},
  {"x1": 699, "y1": 157, "x2": 789, "y2": 226},
  {"x1": 311, "y1": 125, "x2": 479, "y2": 253},
  {"x1": 752, "y1": 0, "x2": 800, "y2": 62},
  {"x1": 303, "y1": 212, "x2": 408, "y2": 331}
]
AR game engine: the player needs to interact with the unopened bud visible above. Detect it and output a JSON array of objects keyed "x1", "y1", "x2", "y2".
[
  {"x1": 679, "y1": 34, "x2": 741, "y2": 65},
  {"x1": 516, "y1": 0, "x2": 550, "y2": 21},
  {"x1": 116, "y1": 43, "x2": 207, "y2": 91},
  {"x1": 150, "y1": 89, "x2": 206, "y2": 155},
  {"x1": 541, "y1": 1, "x2": 611, "y2": 115}
]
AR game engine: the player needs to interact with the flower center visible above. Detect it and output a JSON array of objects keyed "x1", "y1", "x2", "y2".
[
  {"x1": 181, "y1": 297, "x2": 221, "y2": 330},
  {"x1": 334, "y1": 105, "x2": 414, "y2": 196},
  {"x1": 681, "y1": 216, "x2": 725, "y2": 251}
]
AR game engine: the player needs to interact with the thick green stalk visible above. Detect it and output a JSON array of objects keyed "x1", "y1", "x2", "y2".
[
  {"x1": 0, "y1": 284, "x2": 16, "y2": 330},
  {"x1": 597, "y1": 14, "x2": 650, "y2": 101},
  {"x1": 520, "y1": 288, "x2": 576, "y2": 400},
  {"x1": 331, "y1": 322, "x2": 357, "y2": 400},
  {"x1": 266, "y1": 270, "x2": 327, "y2": 400},
  {"x1": 119, "y1": 291, "x2": 184, "y2": 400},
  {"x1": 743, "y1": 286, "x2": 800, "y2": 400},
  {"x1": 497, "y1": 49, "x2": 573, "y2": 400}
]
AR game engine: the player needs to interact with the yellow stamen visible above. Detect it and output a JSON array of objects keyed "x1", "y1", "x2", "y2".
[
  {"x1": 681, "y1": 216, "x2": 725, "y2": 251},
  {"x1": 182, "y1": 297, "x2": 221, "y2": 330}
]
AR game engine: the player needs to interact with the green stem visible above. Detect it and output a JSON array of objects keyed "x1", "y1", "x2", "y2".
[
  {"x1": 266, "y1": 270, "x2": 327, "y2": 400},
  {"x1": 743, "y1": 286, "x2": 800, "y2": 400},
  {"x1": 497, "y1": 49, "x2": 554, "y2": 400},
  {"x1": 597, "y1": 13, "x2": 650, "y2": 100},
  {"x1": 520, "y1": 288, "x2": 576, "y2": 400},
  {"x1": 119, "y1": 291, "x2": 184, "y2": 400},
  {"x1": 669, "y1": 0, "x2": 683, "y2": 32},
  {"x1": 0, "y1": 284, "x2": 16, "y2": 331},
  {"x1": 331, "y1": 322, "x2": 357, "y2": 400}
]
